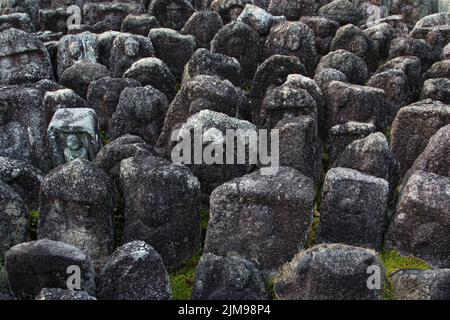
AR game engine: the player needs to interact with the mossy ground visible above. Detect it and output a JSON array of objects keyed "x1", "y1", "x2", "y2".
[
  {"x1": 29, "y1": 209, "x2": 40, "y2": 240},
  {"x1": 381, "y1": 250, "x2": 431, "y2": 300},
  {"x1": 306, "y1": 213, "x2": 320, "y2": 249},
  {"x1": 170, "y1": 252, "x2": 201, "y2": 300}
]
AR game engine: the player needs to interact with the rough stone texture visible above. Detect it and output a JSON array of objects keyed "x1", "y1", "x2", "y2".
[
  {"x1": 327, "y1": 121, "x2": 377, "y2": 163},
  {"x1": 123, "y1": 57, "x2": 176, "y2": 101},
  {"x1": 390, "y1": 99, "x2": 450, "y2": 178},
  {"x1": 422, "y1": 60, "x2": 450, "y2": 81},
  {"x1": 391, "y1": 269, "x2": 450, "y2": 300},
  {"x1": 385, "y1": 170, "x2": 450, "y2": 268},
  {"x1": 0, "y1": 12, "x2": 34, "y2": 32},
  {"x1": 238, "y1": 4, "x2": 285, "y2": 35},
  {"x1": 156, "y1": 75, "x2": 249, "y2": 156},
  {"x1": 0, "y1": 28, "x2": 52, "y2": 85},
  {"x1": 0, "y1": 180, "x2": 29, "y2": 259},
  {"x1": 330, "y1": 24, "x2": 379, "y2": 71},
  {"x1": 57, "y1": 31, "x2": 98, "y2": 78},
  {"x1": 97, "y1": 30, "x2": 121, "y2": 69},
  {"x1": 316, "y1": 49, "x2": 368, "y2": 85},
  {"x1": 5, "y1": 239, "x2": 96, "y2": 300},
  {"x1": 119, "y1": 155, "x2": 201, "y2": 270},
  {"x1": 402, "y1": 124, "x2": 450, "y2": 188},
  {"x1": 210, "y1": 0, "x2": 250, "y2": 24},
  {"x1": 87, "y1": 77, "x2": 142, "y2": 136},
  {"x1": 388, "y1": 36, "x2": 438, "y2": 70},
  {"x1": 109, "y1": 33, "x2": 155, "y2": 78},
  {"x1": 121, "y1": 14, "x2": 160, "y2": 36},
  {"x1": 149, "y1": 28, "x2": 196, "y2": 80},
  {"x1": 42, "y1": 88, "x2": 87, "y2": 127},
  {"x1": 59, "y1": 62, "x2": 110, "y2": 100},
  {"x1": 250, "y1": 54, "x2": 306, "y2": 122},
  {"x1": 300, "y1": 16, "x2": 340, "y2": 56},
  {"x1": 111, "y1": 86, "x2": 168, "y2": 146},
  {"x1": 275, "y1": 116, "x2": 322, "y2": 185},
  {"x1": 82, "y1": 2, "x2": 144, "y2": 32},
  {"x1": 313, "y1": 67, "x2": 347, "y2": 93},
  {"x1": 38, "y1": 159, "x2": 114, "y2": 270},
  {"x1": 267, "y1": 0, "x2": 314, "y2": 21},
  {"x1": 319, "y1": 0, "x2": 363, "y2": 25},
  {"x1": 442, "y1": 42, "x2": 450, "y2": 60},
  {"x1": 264, "y1": 21, "x2": 318, "y2": 76},
  {"x1": 149, "y1": 0, "x2": 195, "y2": 31},
  {"x1": 182, "y1": 48, "x2": 243, "y2": 87},
  {"x1": 333, "y1": 132, "x2": 399, "y2": 197},
  {"x1": 0, "y1": 156, "x2": 43, "y2": 210},
  {"x1": 211, "y1": 21, "x2": 260, "y2": 80},
  {"x1": 420, "y1": 78, "x2": 450, "y2": 104},
  {"x1": 181, "y1": 10, "x2": 223, "y2": 48},
  {"x1": 274, "y1": 244, "x2": 385, "y2": 300},
  {"x1": 192, "y1": 253, "x2": 270, "y2": 300},
  {"x1": 324, "y1": 81, "x2": 387, "y2": 132},
  {"x1": 363, "y1": 22, "x2": 398, "y2": 61},
  {"x1": 317, "y1": 168, "x2": 389, "y2": 250},
  {"x1": 367, "y1": 69, "x2": 414, "y2": 125},
  {"x1": 36, "y1": 288, "x2": 97, "y2": 300},
  {"x1": 204, "y1": 167, "x2": 315, "y2": 275},
  {"x1": 97, "y1": 241, "x2": 172, "y2": 300}
]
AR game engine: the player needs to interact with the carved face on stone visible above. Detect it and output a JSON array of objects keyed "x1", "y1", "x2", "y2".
[
  {"x1": 124, "y1": 38, "x2": 140, "y2": 57},
  {"x1": 68, "y1": 40, "x2": 82, "y2": 60},
  {"x1": 66, "y1": 134, "x2": 82, "y2": 150}
]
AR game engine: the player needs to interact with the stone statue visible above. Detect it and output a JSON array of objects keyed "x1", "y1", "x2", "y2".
[{"x1": 63, "y1": 134, "x2": 88, "y2": 162}]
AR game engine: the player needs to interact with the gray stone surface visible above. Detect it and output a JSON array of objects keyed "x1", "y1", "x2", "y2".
[
  {"x1": 36, "y1": 288, "x2": 97, "y2": 300},
  {"x1": 391, "y1": 269, "x2": 450, "y2": 300},
  {"x1": 149, "y1": 0, "x2": 195, "y2": 30},
  {"x1": 181, "y1": 10, "x2": 223, "y2": 48}
]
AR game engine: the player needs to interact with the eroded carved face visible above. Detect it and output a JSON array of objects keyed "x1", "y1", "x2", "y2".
[
  {"x1": 124, "y1": 38, "x2": 140, "y2": 57},
  {"x1": 66, "y1": 134, "x2": 82, "y2": 150},
  {"x1": 68, "y1": 40, "x2": 82, "y2": 59}
]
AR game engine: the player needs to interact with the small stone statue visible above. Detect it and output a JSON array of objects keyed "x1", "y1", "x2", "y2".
[{"x1": 63, "y1": 134, "x2": 88, "y2": 162}]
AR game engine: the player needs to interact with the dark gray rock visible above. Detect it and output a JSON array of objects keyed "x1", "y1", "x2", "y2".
[
  {"x1": 300, "y1": 16, "x2": 340, "y2": 56},
  {"x1": 182, "y1": 48, "x2": 243, "y2": 88},
  {"x1": 97, "y1": 241, "x2": 172, "y2": 300},
  {"x1": 0, "y1": 156, "x2": 43, "y2": 210},
  {"x1": 0, "y1": 180, "x2": 29, "y2": 259},
  {"x1": 333, "y1": 132, "x2": 399, "y2": 198},
  {"x1": 121, "y1": 14, "x2": 160, "y2": 36},
  {"x1": 316, "y1": 49, "x2": 368, "y2": 85},
  {"x1": 87, "y1": 77, "x2": 142, "y2": 136},
  {"x1": 313, "y1": 67, "x2": 347, "y2": 93},
  {"x1": 327, "y1": 121, "x2": 377, "y2": 163},
  {"x1": 391, "y1": 269, "x2": 450, "y2": 300},
  {"x1": 181, "y1": 10, "x2": 223, "y2": 48},
  {"x1": 119, "y1": 155, "x2": 201, "y2": 270},
  {"x1": 267, "y1": 0, "x2": 315, "y2": 21},
  {"x1": 420, "y1": 78, "x2": 450, "y2": 104},
  {"x1": 390, "y1": 99, "x2": 450, "y2": 178},
  {"x1": 385, "y1": 170, "x2": 450, "y2": 268},
  {"x1": 237, "y1": 4, "x2": 285, "y2": 36},
  {"x1": 97, "y1": 31, "x2": 121, "y2": 68},
  {"x1": 211, "y1": 21, "x2": 260, "y2": 80},
  {"x1": 0, "y1": 12, "x2": 34, "y2": 32},
  {"x1": 192, "y1": 253, "x2": 270, "y2": 300},
  {"x1": 275, "y1": 116, "x2": 322, "y2": 185},
  {"x1": 0, "y1": 28, "x2": 52, "y2": 85},
  {"x1": 39, "y1": 8, "x2": 70, "y2": 34},
  {"x1": 149, "y1": 0, "x2": 195, "y2": 31},
  {"x1": 149, "y1": 28, "x2": 196, "y2": 80},
  {"x1": 318, "y1": 0, "x2": 363, "y2": 25},
  {"x1": 422, "y1": 60, "x2": 450, "y2": 81},
  {"x1": 317, "y1": 167, "x2": 389, "y2": 250},
  {"x1": 210, "y1": 0, "x2": 250, "y2": 24},
  {"x1": 363, "y1": 22, "x2": 398, "y2": 61},
  {"x1": 442, "y1": 42, "x2": 450, "y2": 60},
  {"x1": 36, "y1": 288, "x2": 97, "y2": 300},
  {"x1": 43, "y1": 88, "x2": 87, "y2": 127},
  {"x1": 111, "y1": 86, "x2": 168, "y2": 146},
  {"x1": 388, "y1": 36, "x2": 437, "y2": 70},
  {"x1": 82, "y1": 2, "x2": 144, "y2": 32},
  {"x1": 38, "y1": 159, "x2": 114, "y2": 270},
  {"x1": 156, "y1": 75, "x2": 248, "y2": 156},
  {"x1": 264, "y1": 21, "x2": 317, "y2": 76},
  {"x1": 109, "y1": 33, "x2": 155, "y2": 78},
  {"x1": 5, "y1": 239, "x2": 96, "y2": 300},
  {"x1": 324, "y1": 81, "x2": 387, "y2": 132},
  {"x1": 274, "y1": 243, "x2": 385, "y2": 300},
  {"x1": 204, "y1": 167, "x2": 315, "y2": 275},
  {"x1": 59, "y1": 62, "x2": 110, "y2": 100},
  {"x1": 330, "y1": 23, "x2": 379, "y2": 71},
  {"x1": 402, "y1": 124, "x2": 450, "y2": 188}
]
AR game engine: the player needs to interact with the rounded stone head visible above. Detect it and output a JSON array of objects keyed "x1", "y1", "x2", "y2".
[
  {"x1": 124, "y1": 38, "x2": 140, "y2": 57},
  {"x1": 68, "y1": 40, "x2": 82, "y2": 59},
  {"x1": 66, "y1": 134, "x2": 82, "y2": 150}
]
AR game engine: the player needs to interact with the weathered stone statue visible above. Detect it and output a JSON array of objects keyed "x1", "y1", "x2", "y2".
[{"x1": 63, "y1": 134, "x2": 88, "y2": 162}]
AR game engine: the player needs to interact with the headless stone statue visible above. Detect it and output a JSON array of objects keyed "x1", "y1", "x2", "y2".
[
  {"x1": 63, "y1": 134, "x2": 88, "y2": 162},
  {"x1": 0, "y1": 99, "x2": 30, "y2": 161}
]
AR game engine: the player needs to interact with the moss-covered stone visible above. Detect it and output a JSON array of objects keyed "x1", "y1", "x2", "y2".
[{"x1": 169, "y1": 252, "x2": 201, "y2": 300}]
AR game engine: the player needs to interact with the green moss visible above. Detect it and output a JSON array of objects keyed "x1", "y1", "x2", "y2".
[
  {"x1": 170, "y1": 252, "x2": 201, "y2": 300},
  {"x1": 100, "y1": 130, "x2": 110, "y2": 146},
  {"x1": 199, "y1": 209, "x2": 209, "y2": 232},
  {"x1": 29, "y1": 209, "x2": 40, "y2": 240},
  {"x1": 175, "y1": 83, "x2": 182, "y2": 92},
  {"x1": 305, "y1": 213, "x2": 320, "y2": 249},
  {"x1": 314, "y1": 151, "x2": 330, "y2": 210},
  {"x1": 381, "y1": 250, "x2": 431, "y2": 300}
]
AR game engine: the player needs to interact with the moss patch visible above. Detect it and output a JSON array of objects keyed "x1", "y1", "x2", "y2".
[
  {"x1": 199, "y1": 209, "x2": 209, "y2": 232},
  {"x1": 29, "y1": 209, "x2": 40, "y2": 240},
  {"x1": 100, "y1": 130, "x2": 110, "y2": 146},
  {"x1": 315, "y1": 151, "x2": 330, "y2": 210},
  {"x1": 305, "y1": 213, "x2": 320, "y2": 249},
  {"x1": 170, "y1": 252, "x2": 201, "y2": 300},
  {"x1": 381, "y1": 250, "x2": 431, "y2": 300}
]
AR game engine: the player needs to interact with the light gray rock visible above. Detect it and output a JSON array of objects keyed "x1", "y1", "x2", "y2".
[
  {"x1": 181, "y1": 10, "x2": 223, "y2": 48},
  {"x1": 420, "y1": 78, "x2": 450, "y2": 104},
  {"x1": 36, "y1": 288, "x2": 97, "y2": 300},
  {"x1": 238, "y1": 4, "x2": 285, "y2": 35},
  {"x1": 391, "y1": 269, "x2": 450, "y2": 300}
]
